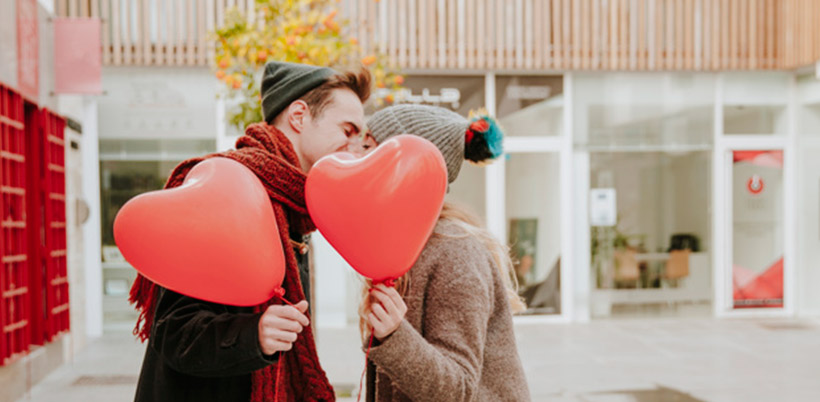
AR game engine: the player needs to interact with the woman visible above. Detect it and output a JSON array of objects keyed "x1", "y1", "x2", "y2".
[{"x1": 356, "y1": 104, "x2": 531, "y2": 402}]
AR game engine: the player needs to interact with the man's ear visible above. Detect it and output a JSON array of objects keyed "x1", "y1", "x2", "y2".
[{"x1": 286, "y1": 100, "x2": 310, "y2": 133}]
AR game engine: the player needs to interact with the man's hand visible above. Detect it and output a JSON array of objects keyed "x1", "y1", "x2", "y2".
[
  {"x1": 258, "y1": 300, "x2": 310, "y2": 355},
  {"x1": 365, "y1": 285, "x2": 407, "y2": 341}
]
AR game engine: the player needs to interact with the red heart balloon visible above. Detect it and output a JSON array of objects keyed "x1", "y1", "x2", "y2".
[
  {"x1": 306, "y1": 135, "x2": 447, "y2": 282},
  {"x1": 113, "y1": 158, "x2": 285, "y2": 306}
]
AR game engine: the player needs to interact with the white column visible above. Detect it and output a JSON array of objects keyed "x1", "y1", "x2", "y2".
[
  {"x1": 712, "y1": 74, "x2": 727, "y2": 317},
  {"x1": 312, "y1": 232, "x2": 348, "y2": 329},
  {"x1": 569, "y1": 74, "x2": 591, "y2": 322},
  {"x1": 561, "y1": 73, "x2": 577, "y2": 322},
  {"x1": 783, "y1": 74, "x2": 797, "y2": 316},
  {"x1": 82, "y1": 98, "x2": 104, "y2": 338},
  {"x1": 484, "y1": 73, "x2": 506, "y2": 241},
  {"x1": 572, "y1": 152, "x2": 591, "y2": 322}
]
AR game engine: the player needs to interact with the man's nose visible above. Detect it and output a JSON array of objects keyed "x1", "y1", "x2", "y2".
[{"x1": 345, "y1": 136, "x2": 366, "y2": 156}]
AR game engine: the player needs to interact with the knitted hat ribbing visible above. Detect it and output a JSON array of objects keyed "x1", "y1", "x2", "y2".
[
  {"x1": 260, "y1": 61, "x2": 335, "y2": 123},
  {"x1": 367, "y1": 104, "x2": 468, "y2": 184}
]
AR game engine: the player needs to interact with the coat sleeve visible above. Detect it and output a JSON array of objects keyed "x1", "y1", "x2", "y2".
[
  {"x1": 149, "y1": 288, "x2": 278, "y2": 377},
  {"x1": 366, "y1": 244, "x2": 494, "y2": 402}
]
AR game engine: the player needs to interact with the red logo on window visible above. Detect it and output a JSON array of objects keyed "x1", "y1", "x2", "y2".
[{"x1": 747, "y1": 175, "x2": 764, "y2": 195}]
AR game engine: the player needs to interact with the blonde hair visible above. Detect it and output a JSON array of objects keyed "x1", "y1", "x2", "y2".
[{"x1": 359, "y1": 202, "x2": 526, "y2": 340}]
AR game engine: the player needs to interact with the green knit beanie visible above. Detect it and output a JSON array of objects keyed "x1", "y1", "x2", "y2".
[{"x1": 260, "y1": 61, "x2": 335, "y2": 124}]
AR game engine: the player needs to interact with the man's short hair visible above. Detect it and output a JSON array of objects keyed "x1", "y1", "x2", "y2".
[{"x1": 298, "y1": 67, "x2": 372, "y2": 119}]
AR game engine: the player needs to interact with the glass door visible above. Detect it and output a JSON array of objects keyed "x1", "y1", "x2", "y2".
[
  {"x1": 716, "y1": 72, "x2": 794, "y2": 316},
  {"x1": 729, "y1": 150, "x2": 785, "y2": 309}
]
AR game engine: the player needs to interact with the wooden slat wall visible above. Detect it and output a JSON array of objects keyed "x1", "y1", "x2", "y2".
[
  {"x1": 57, "y1": 0, "x2": 820, "y2": 70},
  {"x1": 56, "y1": 0, "x2": 253, "y2": 67}
]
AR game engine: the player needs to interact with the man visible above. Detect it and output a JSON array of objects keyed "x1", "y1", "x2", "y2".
[{"x1": 131, "y1": 61, "x2": 371, "y2": 402}]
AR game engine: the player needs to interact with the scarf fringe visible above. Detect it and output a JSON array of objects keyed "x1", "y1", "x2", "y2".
[{"x1": 129, "y1": 274, "x2": 156, "y2": 342}]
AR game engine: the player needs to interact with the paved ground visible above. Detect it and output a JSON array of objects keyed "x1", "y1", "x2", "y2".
[{"x1": 13, "y1": 318, "x2": 820, "y2": 402}]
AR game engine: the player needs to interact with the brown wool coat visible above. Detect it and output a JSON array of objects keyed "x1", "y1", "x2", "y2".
[{"x1": 365, "y1": 219, "x2": 531, "y2": 402}]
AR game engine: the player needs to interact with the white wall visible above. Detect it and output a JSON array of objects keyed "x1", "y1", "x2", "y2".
[
  {"x1": 57, "y1": 95, "x2": 97, "y2": 350},
  {"x1": 0, "y1": 1, "x2": 59, "y2": 110},
  {"x1": 36, "y1": 0, "x2": 54, "y2": 14},
  {"x1": 0, "y1": 0, "x2": 17, "y2": 87},
  {"x1": 99, "y1": 67, "x2": 219, "y2": 140},
  {"x1": 723, "y1": 73, "x2": 790, "y2": 105},
  {"x1": 37, "y1": 5, "x2": 56, "y2": 109}
]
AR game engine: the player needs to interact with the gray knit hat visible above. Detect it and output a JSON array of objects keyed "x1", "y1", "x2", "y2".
[
  {"x1": 260, "y1": 61, "x2": 335, "y2": 123},
  {"x1": 367, "y1": 104, "x2": 505, "y2": 184}
]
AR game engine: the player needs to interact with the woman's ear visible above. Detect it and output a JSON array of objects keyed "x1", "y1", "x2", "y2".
[{"x1": 363, "y1": 134, "x2": 378, "y2": 150}]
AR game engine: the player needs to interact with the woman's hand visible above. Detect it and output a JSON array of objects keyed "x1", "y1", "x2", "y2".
[{"x1": 365, "y1": 284, "x2": 407, "y2": 341}]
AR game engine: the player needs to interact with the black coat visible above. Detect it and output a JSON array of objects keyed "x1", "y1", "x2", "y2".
[{"x1": 134, "y1": 236, "x2": 312, "y2": 402}]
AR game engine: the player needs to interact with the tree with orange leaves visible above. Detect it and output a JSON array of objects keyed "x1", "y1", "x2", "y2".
[{"x1": 212, "y1": 0, "x2": 402, "y2": 131}]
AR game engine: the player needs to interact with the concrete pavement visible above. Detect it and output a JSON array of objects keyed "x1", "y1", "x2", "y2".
[{"x1": 13, "y1": 318, "x2": 820, "y2": 402}]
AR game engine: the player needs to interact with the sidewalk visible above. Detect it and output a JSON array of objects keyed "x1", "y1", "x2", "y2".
[{"x1": 14, "y1": 318, "x2": 820, "y2": 402}]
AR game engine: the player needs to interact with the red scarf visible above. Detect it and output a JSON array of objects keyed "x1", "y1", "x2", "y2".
[{"x1": 129, "y1": 123, "x2": 335, "y2": 401}]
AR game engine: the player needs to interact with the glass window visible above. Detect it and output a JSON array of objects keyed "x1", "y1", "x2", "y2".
[
  {"x1": 589, "y1": 151, "x2": 712, "y2": 317},
  {"x1": 446, "y1": 162, "x2": 486, "y2": 223},
  {"x1": 731, "y1": 150, "x2": 784, "y2": 309},
  {"x1": 100, "y1": 160, "x2": 183, "y2": 250},
  {"x1": 723, "y1": 73, "x2": 789, "y2": 135},
  {"x1": 378, "y1": 75, "x2": 489, "y2": 221},
  {"x1": 496, "y1": 76, "x2": 563, "y2": 137},
  {"x1": 724, "y1": 105, "x2": 787, "y2": 135},
  {"x1": 380, "y1": 75, "x2": 486, "y2": 116},
  {"x1": 574, "y1": 73, "x2": 715, "y2": 149},
  {"x1": 99, "y1": 138, "x2": 215, "y2": 252},
  {"x1": 100, "y1": 139, "x2": 216, "y2": 160},
  {"x1": 575, "y1": 74, "x2": 715, "y2": 318},
  {"x1": 506, "y1": 153, "x2": 561, "y2": 315},
  {"x1": 798, "y1": 75, "x2": 820, "y2": 135}
]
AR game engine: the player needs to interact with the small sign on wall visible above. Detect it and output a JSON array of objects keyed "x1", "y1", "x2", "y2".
[
  {"x1": 54, "y1": 18, "x2": 102, "y2": 94},
  {"x1": 590, "y1": 188, "x2": 617, "y2": 227},
  {"x1": 17, "y1": 0, "x2": 38, "y2": 101}
]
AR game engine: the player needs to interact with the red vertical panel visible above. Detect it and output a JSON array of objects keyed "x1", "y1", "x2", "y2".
[
  {"x1": 0, "y1": 86, "x2": 7, "y2": 364},
  {"x1": 25, "y1": 103, "x2": 44, "y2": 347},
  {"x1": 41, "y1": 110, "x2": 68, "y2": 340},
  {"x1": 0, "y1": 84, "x2": 30, "y2": 365}
]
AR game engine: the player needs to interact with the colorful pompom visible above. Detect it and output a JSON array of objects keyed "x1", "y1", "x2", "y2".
[{"x1": 464, "y1": 114, "x2": 504, "y2": 164}]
